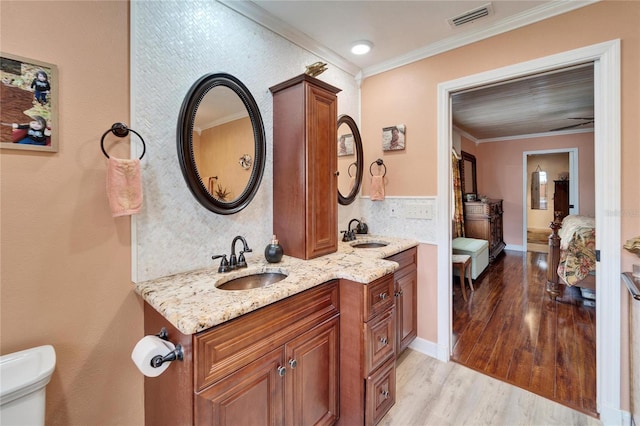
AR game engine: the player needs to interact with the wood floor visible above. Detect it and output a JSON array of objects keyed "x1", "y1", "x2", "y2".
[
  {"x1": 451, "y1": 250, "x2": 597, "y2": 417},
  {"x1": 381, "y1": 349, "x2": 601, "y2": 426}
]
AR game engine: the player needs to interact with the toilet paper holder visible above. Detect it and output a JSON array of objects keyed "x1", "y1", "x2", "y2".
[{"x1": 151, "y1": 327, "x2": 184, "y2": 368}]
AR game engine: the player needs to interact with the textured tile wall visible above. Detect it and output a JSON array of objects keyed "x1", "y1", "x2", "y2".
[{"x1": 131, "y1": 1, "x2": 361, "y2": 281}]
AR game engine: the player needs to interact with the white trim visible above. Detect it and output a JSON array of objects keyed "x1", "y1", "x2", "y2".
[
  {"x1": 522, "y1": 147, "x2": 579, "y2": 248},
  {"x1": 407, "y1": 337, "x2": 440, "y2": 360},
  {"x1": 478, "y1": 127, "x2": 594, "y2": 144},
  {"x1": 437, "y1": 40, "x2": 621, "y2": 423},
  {"x1": 505, "y1": 244, "x2": 526, "y2": 252},
  {"x1": 130, "y1": 1, "x2": 139, "y2": 284}
]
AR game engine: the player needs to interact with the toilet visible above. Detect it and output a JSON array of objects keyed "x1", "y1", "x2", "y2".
[{"x1": 0, "y1": 345, "x2": 56, "y2": 426}]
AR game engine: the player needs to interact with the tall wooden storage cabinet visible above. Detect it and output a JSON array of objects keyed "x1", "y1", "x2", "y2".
[
  {"x1": 270, "y1": 74, "x2": 341, "y2": 260},
  {"x1": 553, "y1": 180, "x2": 570, "y2": 221},
  {"x1": 464, "y1": 199, "x2": 505, "y2": 262}
]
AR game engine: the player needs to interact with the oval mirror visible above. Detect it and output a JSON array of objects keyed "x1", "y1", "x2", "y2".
[
  {"x1": 337, "y1": 114, "x2": 363, "y2": 205},
  {"x1": 177, "y1": 73, "x2": 265, "y2": 214}
]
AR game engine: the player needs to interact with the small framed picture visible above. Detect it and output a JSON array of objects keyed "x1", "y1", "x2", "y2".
[
  {"x1": 1, "y1": 52, "x2": 58, "y2": 152},
  {"x1": 382, "y1": 124, "x2": 405, "y2": 151},
  {"x1": 338, "y1": 133, "x2": 354, "y2": 156}
]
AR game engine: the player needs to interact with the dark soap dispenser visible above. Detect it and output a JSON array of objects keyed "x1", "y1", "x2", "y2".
[{"x1": 265, "y1": 235, "x2": 284, "y2": 263}]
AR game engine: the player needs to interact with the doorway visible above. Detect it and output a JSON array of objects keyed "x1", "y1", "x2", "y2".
[
  {"x1": 436, "y1": 40, "x2": 621, "y2": 422},
  {"x1": 523, "y1": 149, "x2": 580, "y2": 254}
]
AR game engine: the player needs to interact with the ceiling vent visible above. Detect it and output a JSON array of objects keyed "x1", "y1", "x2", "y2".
[{"x1": 448, "y1": 3, "x2": 494, "y2": 28}]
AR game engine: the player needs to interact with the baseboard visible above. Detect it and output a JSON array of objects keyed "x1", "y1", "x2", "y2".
[
  {"x1": 599, "y1": 405, "x2": 631, "y2": 426},
  {"x1": 408, "y1": 337, "x2": 448, "y2": 362},
  {"x1": 505, "y1": 244, "x2": 525, "y2": 252}
]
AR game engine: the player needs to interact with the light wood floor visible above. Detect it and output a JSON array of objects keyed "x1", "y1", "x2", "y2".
[{"x1": 380, "y1": 349, "x2": 602, "y2": 426}]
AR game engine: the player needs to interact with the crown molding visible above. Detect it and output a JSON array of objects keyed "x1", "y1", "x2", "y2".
[
  {"x1": 361, "y1": 0, "x2": 599, "y2": 78},
  {"x1": 217, "y1": 0, "x2": 361, "y2": 76}
]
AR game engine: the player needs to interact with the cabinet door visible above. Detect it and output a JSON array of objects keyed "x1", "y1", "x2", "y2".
[
  {"x1": 395, "y1": 268, "x2": 417, "y2": 354},
  {"x1": 305, "y1": 84, "x2": 338, "y2": 258},
  {"x1": 285, "y1": 316, "x2": 339, "y2": 426},
  {"x1": 195, "y1": 349, "x2": 285, "y2": 426}
]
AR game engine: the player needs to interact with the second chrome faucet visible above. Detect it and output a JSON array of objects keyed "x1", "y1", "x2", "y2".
[{"x1": 212, "y1": 235, "x2": 252, "y2": 273}]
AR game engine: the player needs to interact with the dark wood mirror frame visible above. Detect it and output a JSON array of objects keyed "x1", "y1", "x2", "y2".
[
  {"x1": 337, "y1": 114, "x2": 364, "y2": 205},
  {"x1": 177, "y1": 73, "x2": 266, "y2": 215},
  {"x1": 460, "y1": 151, "x2": 477, "y2": 196}
]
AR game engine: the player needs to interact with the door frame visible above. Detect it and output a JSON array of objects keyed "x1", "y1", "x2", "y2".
[
  {"x1": 522, "y1": 148, "x2": 579, "y2": 249},
  {"x1": 436, "y1": 40, "x2": 621, "y2": 423}
]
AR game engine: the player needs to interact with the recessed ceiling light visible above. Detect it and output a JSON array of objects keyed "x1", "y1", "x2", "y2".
[{"x1": 351, "y1": 40, "x2": 373, "y2": 55}]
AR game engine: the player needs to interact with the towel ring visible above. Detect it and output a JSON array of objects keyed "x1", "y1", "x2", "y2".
[
  {"x1": 369, "y1": 158, "x2": 386, "y2": 177},
  {"x1": 347, "y1": 162, "x2": 357, "y2": 178},
  {"x1": 100, "y1": 122, "x2": 146, "y2": 160}
]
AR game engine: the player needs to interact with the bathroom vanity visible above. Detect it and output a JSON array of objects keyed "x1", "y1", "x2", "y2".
[{"x1": 135, "y1": 237, "x2": 418, "y2": 426}]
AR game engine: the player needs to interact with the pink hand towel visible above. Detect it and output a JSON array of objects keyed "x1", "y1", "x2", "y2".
[
  {"x1": 107, "y1": 157, "x2": 143, "y2": 217},
  {"x1": 370, "y1": 175, "x2": 385, "y2": 201}
]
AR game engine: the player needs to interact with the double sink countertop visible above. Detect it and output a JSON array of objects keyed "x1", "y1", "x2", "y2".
[{"x1": 134, "y1": 235, "x2": 418, "y2": 335}]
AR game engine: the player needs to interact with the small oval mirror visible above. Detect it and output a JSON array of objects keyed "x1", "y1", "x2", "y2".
[
  {"x1": 177, "y1": 73, "x2": 265, "y2": 214},
  {"x1": 337, "y1": 115, "x2": 363, "y2": 205}
]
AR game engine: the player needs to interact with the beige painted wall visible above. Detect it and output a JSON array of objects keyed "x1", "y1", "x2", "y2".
[
  {"x1": 361, "y1": 0, "x2": 639, "y2": 409},
  {"x1": 478, "y1": 132, "x2": 595, "y2": 245},
  {"x1": 0, "y1": 2, "x2": 142, "y2": 425}
]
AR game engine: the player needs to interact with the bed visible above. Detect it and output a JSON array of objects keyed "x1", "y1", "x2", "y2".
[{"x1": 546, "y1": 213, "x2": 596, "y2": 300}]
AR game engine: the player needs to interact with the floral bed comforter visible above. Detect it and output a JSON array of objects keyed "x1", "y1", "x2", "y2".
[{"x1": 557, "y1": 216, "x2": 596, "y2": 287}]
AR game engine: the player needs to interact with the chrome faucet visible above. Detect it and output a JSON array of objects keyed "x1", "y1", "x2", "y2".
[
  {"x1": 212, "y1": 235, "x2": 252, "y2": 272},
  {"x1": 229, "y1": 235, "x2": 252, "y2": 269}
]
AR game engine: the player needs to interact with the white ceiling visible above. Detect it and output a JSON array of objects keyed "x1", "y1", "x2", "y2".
[{"x1": 220, "y1": 0, "x2": 597, "y2": 140}]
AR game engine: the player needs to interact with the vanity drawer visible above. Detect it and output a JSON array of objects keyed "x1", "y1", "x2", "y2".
[
  {"x1": 364, "y1": 308, "x2": 395, "y2": 375},
  {"x1": 365, "y1": 357, "x2": 396, "y2": 426},
  {"x1": 386, "y1": 247, "x2": 417, "y2": 273},
  {"x1": 364, "y1": 274, "x2": 394, "y2": 321},
  {"x1": 194, "y1": 281, "x2": 339, "y2": 390}
]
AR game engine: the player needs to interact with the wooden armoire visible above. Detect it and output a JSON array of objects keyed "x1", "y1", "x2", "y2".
[{"x1": 553, "y1": 180, "x2": 570, "y2": 221}]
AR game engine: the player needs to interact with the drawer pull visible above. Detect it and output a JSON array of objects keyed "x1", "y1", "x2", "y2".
[
  {"x1": 379, "y1": 292, "x2": 388, "y2": 300},
  {"x1": 380, "y1": 337, "x2": 388, "y2": 345},
  {"x1": 381, "y1": 389, "x2": 390, "y2": 399},
  {"x1": 289, "y1": 359, "x2": 298, "y2": 369},
  {"x1": 277, "y1": 366, "x2": 286, "y2": 377}
]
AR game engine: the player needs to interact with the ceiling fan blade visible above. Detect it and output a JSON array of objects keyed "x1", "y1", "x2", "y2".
[
  {"x1": 549, "y1": 120, "x2": 594, "y2": 132},
  {"x1": 568, "y1": 117, "x2": 595, "y2": 120}
]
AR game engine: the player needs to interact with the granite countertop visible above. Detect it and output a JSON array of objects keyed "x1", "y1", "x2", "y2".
[{"x1": 134, "y1": 235, "x2": 418, "y2": 335}]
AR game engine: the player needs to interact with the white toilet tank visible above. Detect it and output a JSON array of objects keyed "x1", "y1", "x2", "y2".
[{"x1": 0, "y1": 345, "x2": 56, "y2": 426}]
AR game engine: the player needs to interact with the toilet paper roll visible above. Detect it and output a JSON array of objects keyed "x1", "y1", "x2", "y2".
[{"x1": 131, "y1": 335, "x2": 176, "y2": 377}]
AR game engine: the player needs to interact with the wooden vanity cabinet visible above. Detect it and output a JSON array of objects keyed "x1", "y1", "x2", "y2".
[
  {"x1": 270, "y1": 74, "x2": 341, "y2": 260},
  {"x1": 339, "y1": 273, "x2": 396, "y2": 426},
  {"x1": 143, "y1": 281, "x2": 340, "y2": 426},
  {"x1": 386, "y1": 247, "x2": 418, "y2": 355}
]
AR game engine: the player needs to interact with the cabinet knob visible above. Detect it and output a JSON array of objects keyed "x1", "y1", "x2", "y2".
[
  {"x1": 379, "y1": 292, "x2": 388, "y2": 300},
  {"x1": 334, "y1": 171, "x2": 340, "y2": 176},
  {"x1": 277, "y1": 366, "x2": 286, "y2": 377},
  {"x1": 289, "y1": 359, "x2": 298, "y2": 369},
  {"x1": 381, "y1": 389, "x2": 390, "y2": 399},
  {"x1": 380, "y1": 336, "x2": 388, "y2": 345}
]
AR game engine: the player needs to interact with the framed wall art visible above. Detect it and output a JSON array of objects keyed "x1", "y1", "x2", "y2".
[
  {"x1": 382, "y1": 124, "x2": 405, "y2": 151},
  {"x1": 1, "y1": 52, "x2": 58, "y2": 152},
  {"x1": 338, "y1": 133, "x2": 354, "y2": 156}
]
